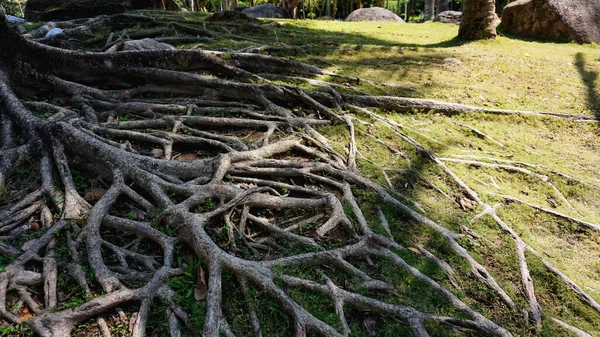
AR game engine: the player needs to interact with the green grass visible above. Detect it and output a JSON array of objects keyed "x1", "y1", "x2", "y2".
[
  {"x1": 163, "y1": 16, "x2": 600, "y2": 116},
  {"x1": 182, "y1": 17, "x2": 600, "y2": 336}
]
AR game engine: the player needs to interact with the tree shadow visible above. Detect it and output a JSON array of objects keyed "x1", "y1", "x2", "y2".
[
  {"x1": 496, "y1": 26, "x2": 576, "y2": 45},
  {"x1": 574, "y1": 52, "x2": 600, "y2": 118}
]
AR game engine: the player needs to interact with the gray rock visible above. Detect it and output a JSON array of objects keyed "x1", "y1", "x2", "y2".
[
  {"x1": 442, "y1": 57, "x2": 463, "y2": 66},
  {"x1": 501, "y1": 0, "x2": 600, "y2": 44},
  {"x1": 44, "y1": 27, "x2": 64, "y2": 38},
  {"x1": 7, "y1": 15, "x2": 26, "y2": 23},
  {"x1": 242, "y1": 4, "x2": 289, "y2": 19},
  {"x1": 345, "y1": 7, "x2": 404, "y2": 22},
  {"x1": 433, "y1": 10, "x2": 462, "y2": 25},
  {"x1": 121, "y1": 38, "x2": 175, "y2": 51}
]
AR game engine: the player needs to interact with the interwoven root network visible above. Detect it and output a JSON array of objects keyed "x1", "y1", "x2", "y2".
[{"x1": 0, "y1": 10, "x2": 599, "y2": 337}]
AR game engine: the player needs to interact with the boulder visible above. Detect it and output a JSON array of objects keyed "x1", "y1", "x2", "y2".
[
  {"x1": 345, "y1": 7, "x2": 404, "y2": 22},
  {"x1": 44, "y1": 27, "x2": 64, "y2": 38},
  {"x1": 501, "y1": 0, "x2": 600, "y2": 44},
  {"x1": 121, "y1": 38, "x2": 175, "y2": 51},
  {"x1": 433, "y1": 11, "x2": 462, "y2": 25},
  {"x1": 242, "y1": 4, "x2": 289, "y2": 19},
  {"x1": 6, "y1": 15, "x2": 26, "y2": 23},
  {"x1": 25, "y1": 0, "x2": 180, "y2": 21}
]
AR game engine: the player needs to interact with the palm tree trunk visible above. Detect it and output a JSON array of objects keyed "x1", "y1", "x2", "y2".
[
  {"x1": 458, "y1": 0, "x2": 496, "y2": 40},
  {"x1": 424, "y1": 0, "x2": 434, "y2": 20},
  {"x1": 437, "y1": 0, "x2": 449, "y2": 13}
]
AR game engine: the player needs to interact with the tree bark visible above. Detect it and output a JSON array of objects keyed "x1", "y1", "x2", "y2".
[
  {"x1": 437, "y1": 0, "x2": 449, "y2": 13},
  {"x1": 406, "y1": 0, "x2": 415, "y2": 21},
  {"x1": 424, "y1": 0, "x2": 435, "y2": 20},
  {"x1": 458, "y1": 0, "x2": 497, "y2": 40}
]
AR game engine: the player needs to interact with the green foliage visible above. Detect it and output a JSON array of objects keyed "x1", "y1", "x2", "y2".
[
  {"x1": 71, "y1": 168, "x2": 96, "y2": 195},
  {"x1": 0, "y1": 0, "x2": 25, "y2": 17},
  {"x1": 196, "y1": 197, "x2": 216, "y2": 212},
  {"x1": 0, "y1": 324, "x2": 34, "y2": 337},
  {"x1": 57, "y1": 291, "x2": 94, "y2": 310},
  {"x1": 155, "y1": 255, "x2": 206, "y2": 336}
]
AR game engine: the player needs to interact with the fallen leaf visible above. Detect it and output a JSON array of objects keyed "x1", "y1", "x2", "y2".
[
  {"x1": 174, "y1": 153, "x2": 197, "y2": 161},
  {"x1": 194, "y1": 265, "x2": 208, "y2": 301},
  {"x1": 457, "y1": 196, "x2": 477, "y2": 211},
  {"x1": 263, "y1": 247, "x2": 272, "y2": 261},
  {"x1": 129, "y1": 312, "x2": 138, "y2": 332},
  {"x1": 407, "y1": 247, "x2": 420, "y2": 255},
  {"x1": 84, "y1": 188, "x2": 107, "y2": 201},
  {"x1": 29, "y1": 216, "x2": 40, "y2": 230},
  {"x1": 19, "y1": 307, "x2": 34, "y2": 320}
]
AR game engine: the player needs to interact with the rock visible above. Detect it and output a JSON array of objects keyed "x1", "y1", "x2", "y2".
[
  {"x1": 6, "y1": 15, "x2": 26, "y2": 23},
  {"x1": 442, "y1": 57, "x2": 463, "y2": 66},
  {"x1": 501, "y1": 0, "x2": 600, "y2": 44},
  {"x1": 345, "y1": 7, "x2": 404, "y2": 22},
  {"x1": 242, "y1": 4, "x2": 289, "y2": 19},
  {"x1": 433, "y1": 10, "x2": 462, "y2": 25},
  {"x1": 207, "y1": 10, "x2": 253, "y2": 22},
  {"x1": 121, "y1": 38, "x2": 175, "y2": 51},
  {"x1": 25, "y1": 0, "x2": 180, "y2": 21},
  {"x1": 316, "y1": 16, "x2": 334, "y2": 20},
  {"x1": 44, "y1": 27, "x2": 64, "y2": 38}
]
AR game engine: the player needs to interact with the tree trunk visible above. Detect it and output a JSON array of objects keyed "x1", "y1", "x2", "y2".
[
  {"x1": 437, "y1": 0, "x2": 449, "y2": 13},
  {"x1": 458, "y1": 0, "x2": 497, "y2": 40},
  {"x1": 424, "y1": 0, "x2": 434, "y2": 20},
  {"x1": 406, "y1": 0, "x2": 415, "y2": 21}
]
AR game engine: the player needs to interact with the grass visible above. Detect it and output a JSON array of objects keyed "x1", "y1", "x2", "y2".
[
  {"x1": 173, "y1": 15, "x2": 600, "y2": 116},
  {"x1": 178, "y1": 17, "x2": 599, "y2": 336}
]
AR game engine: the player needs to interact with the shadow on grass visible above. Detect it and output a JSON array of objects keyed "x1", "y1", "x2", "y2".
[{"x1": 574, "y1": 52, "x2": 600, "y2": 118}]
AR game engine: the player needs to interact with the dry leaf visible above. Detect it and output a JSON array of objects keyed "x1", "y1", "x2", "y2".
[
  {"x1": 84, "y1": 188, "x2": 107, "y2": 201},
  {"x1": 457, "y1": 196, "x2": 477, "y2": 211},
  {"x1": 407, "y1": 247, "x2": 420, "y2": 255},
  {"x1": 129, "y1": 312, "x2": 138, "y2": 332},
  {"x1": 19, "y1": 307, "x2": 34, "y2": 320},
  {"x1": 194, "y1": 265, "x2": 208, "y2": 301},
  {"x1": 28, "y1": 216, "x2": 40, "y2": 230},
  {"x1": 263, "y1": 247, "x2": 272, "y2": 261},
  {"x1": 174, "y1": 153, "x2": 197, "y2": 161}
]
